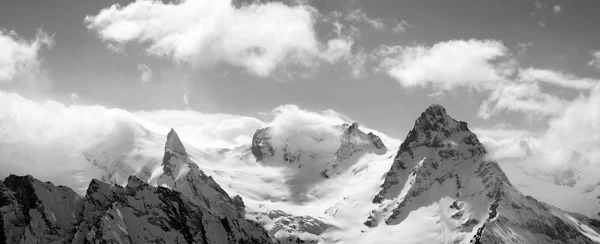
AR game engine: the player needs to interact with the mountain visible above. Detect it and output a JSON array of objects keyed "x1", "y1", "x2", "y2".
[
  {"x1": 0, "y1": 130, "x2": 274, "y2": 244},
  {"x1": 155, "y1": 129, "x2": 246, "y2": 219},
  {"x1": 2, "y1": 104, "x2": 599, "y2": 244},
  {"x1": 362, "y1": 104, "x2": 600, "y2": 243}
]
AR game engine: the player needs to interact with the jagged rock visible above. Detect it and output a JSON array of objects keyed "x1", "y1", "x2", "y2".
[
  {"x1": 0, "y1": 175, "x2": 83, "y2": 244},
  {"x1": 0, "y1": 174, "x2": 274, "y2": 244},
  {"x1": 251, "y1": 127, "x2": 276, "y2": 162},
  {"x1": 158, "y1": 128, "x2": 246, "y2": 219}
]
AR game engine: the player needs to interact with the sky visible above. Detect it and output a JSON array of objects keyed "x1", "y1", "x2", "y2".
[{"x1": 1, "y1": 0, "x2": 600, "y2": 175}]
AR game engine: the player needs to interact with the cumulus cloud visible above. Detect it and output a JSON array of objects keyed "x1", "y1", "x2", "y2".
[
  {"x1": 475, "y1": 82, "x2": 600, "y2": 175},
  {"x1": 0, "y1": 91, "x2": 139, "y2": 190},
  {"x1": 0, "y1": 29, "x2": 53, "y2": 82},
  {"x1": 137, "y1": 63, "x2": 152, "y2": 83},
  {"x1": 85, "y1": 0, "x2": 362, "y2": 78},
  {"x1": 588, "y1": 50, "x2": 600, "y2": 69},
  {"x1": 374, "y1": 38, "x2": 598, "y2": 119},
  {"x1": 375, "y1": 39, "x2": 509, "y2": 91}
]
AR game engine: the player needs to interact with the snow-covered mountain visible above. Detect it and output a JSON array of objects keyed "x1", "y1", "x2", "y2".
[
  {"x1": 2, "y1": 104, "x2": 600, "y2": 244},
  {"x1": 359, "y1": 104, "x2": 600, "y2": 243}
]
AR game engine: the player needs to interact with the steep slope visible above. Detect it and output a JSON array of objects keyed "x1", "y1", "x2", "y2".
[
  {"x1": 363, "y1": 104, "x2": 600, "y2": 244},
  {"x1": 152, "y1": 129, "x2": 245, "y2": 219},
  {"x1": 0, "y1": 174, "x2": 273, "y2": 244},
  {"x1": 245, "y1": 122, "x2": 391, "y2": 242}
]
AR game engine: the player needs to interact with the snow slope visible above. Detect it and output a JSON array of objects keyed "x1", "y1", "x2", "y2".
[{"x1": 2, "y1": 104, "x2": 600, "y2": 244}]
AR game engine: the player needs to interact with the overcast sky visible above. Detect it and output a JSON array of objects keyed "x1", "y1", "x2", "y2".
[{"x1": 1, "y1": 0, "x2": 600, "y2": 172}]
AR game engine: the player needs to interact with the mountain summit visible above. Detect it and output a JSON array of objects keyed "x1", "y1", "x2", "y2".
[{"x1": 364, "y1": 104, "x2": 600, "y2": 243}]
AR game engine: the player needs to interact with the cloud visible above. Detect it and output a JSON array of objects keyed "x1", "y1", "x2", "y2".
[
  {"x1": 476, "y1": 83, "x2": 600, "y2": 175},
  {"x1": 0, "y1": 90, "x2": 266, "y2": 190},
  {"x1": 374, "y1": 38, "x2": 598, "y2": 119},
  {"x1": 137, "y1": 63, "x2": 152, "y2": 83},
  {"x1": 69, "y1": 93, "x2": 80, "y2": 104},
  {"x1": 0, "y1": 90, "x2": 400, "y2": 194},
  {"x1": 392, "y1": 20, "x2": 412, "y2": 33},
  {"x1": 517, "y1": 42, "x2": 533, "y2": 55},
  {"x1": 588, "y1": 50, "x2": 600, "y2": 69},
  {"x1": 345, "y1": 8, "x2": 385, "y2": 30},
  {"x1": 133, "y1": 110, "x2": 265, "y2": 149},
  {"x1": 532, "y1": 1, "x2": 562, "y2": 27},
  {"x1": 478, "y1": 82, "x2": 569, "y2": 119},
  {"x1": 0, "y1": 91, "x2": 139, "y2": 190},
  {"x1": 182, "y1": 85, "x2": 189, "y2": 106},
  {"x1": 518, "y1": 67, "x2": 598, "y2": 90},
  {"x1": 553, "y1": 5, "x2": 562, "y2": 15},
  {"x1": 85, "y1": 0, "x2": 361, "y2": 78},
  {"x1": 0, "y1": 29, "x2": 53, "y2": 82},
  {"x1": 374, "y1": 39, "x2": 508, "y2": 91}
]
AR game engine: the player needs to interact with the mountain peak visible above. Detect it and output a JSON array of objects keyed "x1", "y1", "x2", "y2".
[
  {"x1": 424, "y1": 104, "x2": 447, "y2": 115},
  {"x1": 165, "y1": 128, "x2": 186, "y2": 155}
]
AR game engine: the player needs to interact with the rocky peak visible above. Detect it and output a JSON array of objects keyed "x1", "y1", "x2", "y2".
[
  {"x1": 160, "y1": 129, "x2": 190, "y2": 182},
  {"x1": 158, "y1": 129, "x2": 246, "y2": 219},
  {"x1": 365, "y1": 104, "x2": 600, "y2": 244},
  {"x1": 251, "y1": 127, "x2": 275, "y2": 162},
  {"x1": 165, "y1": 128, "x2": 186, "y2": 155}
]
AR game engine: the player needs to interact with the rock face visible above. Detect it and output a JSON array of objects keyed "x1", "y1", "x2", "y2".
[
  {"x1": 322, "y1": 122, "x2": 387, "y2": 178},
  {"x1": 250, "y1": 122, "x2": 387, "y2": 178},
  {"x1": 0, "y1": 129, "x2": 274, "y2": 244},
  {"x1": 0, "y1": 175, "x2": 273, "y2": 244},
  {"x1": 368, "y1": 104, "x2": 600, "y2": 243},
  {"x1": 251, "y1": 127, "x2": 276, "y2": 163},
  {"x1": 158, "y1": 128, "x2": 246, "y2": 219},
  {"x1": 0, "y1": 175, "x2": 83, "y2": 244}
]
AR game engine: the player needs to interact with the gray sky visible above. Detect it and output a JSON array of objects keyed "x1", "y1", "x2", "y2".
[{"x1": 0, "y1": 0, "x2": 599, "y2": 140}]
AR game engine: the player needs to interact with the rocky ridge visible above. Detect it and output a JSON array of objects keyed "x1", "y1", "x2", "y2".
[
  {"x1": 0, "y1": 129, "x2": 274, "y2": 244},
  {"x1": 367, "y1": 104, "x2": 600, "y2": 243}
]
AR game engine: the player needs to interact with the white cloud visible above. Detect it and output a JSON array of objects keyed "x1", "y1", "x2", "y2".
[
  {"x1": 85, "y1": 0, "x2": 361, "y2": 78},
  {"x1": 69, "y1": 93, "x2": 80, "y2": 104},
  {"x1": 518, "y1": 67, "x2": 598, "y2": 90},
  {"x1": 476, "y1": 83, "x2": 600, "y2": 175},
  {"x1": 0, "y1": 91, "x2": 138, "y2": 190},
  {"x1": 0, "y1": 29, "x2": 53, "y2": 82},
  {"x1": 182, "y1": 85, "x2": 189, "y2": 106},
  {"x1": 137, "y1": 63, "x2": 152, "y2": 83},
  {"x1": 478, "y1": 82, "x2": 568, "y2": 119},
  {"x1": 517, "y1": 42, "x2": 533, "y2": 55},
  {"x1": 134, "y1": 110, "x2": 265, "y2": 149},
  {"x1": 374, "y1": 39, "x2": 598, "y2": 119},
  {"x1": 375, "y1": 39, "x2": 508, "y2": 91},
  {"x1": 553, "y1": 5, "x2": 562, "y2": 15},
  {"x1": 588, "y1": 50, "x2": 600, "y2": 69},
  {"x1": 345, "y1": 8, "x2": 385, "y2": 30},
  {"x1": 532, "y1": 1, "x2": 561, "y2": 27},
  {"x1": 392, "y1": 20, "x2": 412, "y2": 33},
  {"x1": 0, "y1": 90, "x2": 400, "y2": 194}
]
